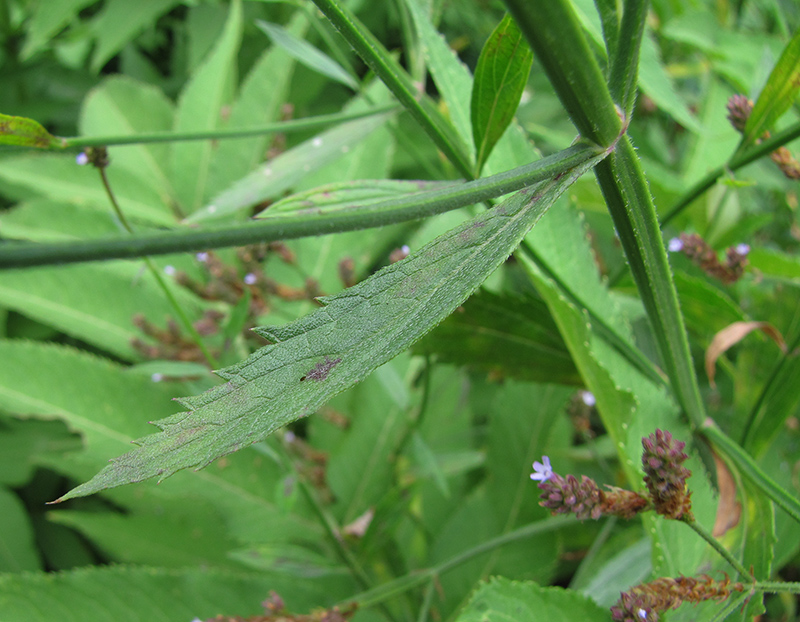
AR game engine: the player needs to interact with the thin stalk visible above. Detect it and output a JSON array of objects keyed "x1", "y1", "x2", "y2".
[
  {"x1": 0, "y1": 143, "x2": 599, "y2": 270},
  {"x1": 59, "y1": 105, "x2": 399, "y2": 149},
  {"x1": 684, "y1": 519, "x2": 750, "y2": 579},
  {"x1": 341, "y1": 516, "x2": 576, "y2": 610},
  {"x1": 660, "y1": 120, "x2": 800, "y2": 227},
  {"x1": 96, "y1": 165, "x2": 218, "y2": 368},
  {"x1": 416, "y1": 579, "x2": 436, "y2": 622}
]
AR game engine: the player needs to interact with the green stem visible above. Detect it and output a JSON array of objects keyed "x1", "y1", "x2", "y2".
[
  {"x1": 59, "y1": 105, "x2": 399, "y2": 149},
  {"x1": 416, "y1": 579, "x2": 436, "y2": 622},
  {"x1": 754, "y1": 581, "x2": 800, "y2": 594},
  {"x1": 684, "y1": 519, "x2": 750, "y2": 579},
  {"x1": 660, "y1": 120, "x2": 800, "y2": 227},
  {"x1": 0, "y1": 143, "x2": 599, "y2": 270},
  {"x1": 96, "y1": 165, "x2": 219, "y2": 368},
  {"x1": 608, "y1": 0, "x2": 648, "y2": 118},
  {"x1": 595, "y1": 138, "x2": 707, "y2": 429},
  {"x1": 502, "y1": 0, "x2": 621, "y2": 147},
  {"x1": 310, "y1": 0, "x2": 474, "y2": 178}
]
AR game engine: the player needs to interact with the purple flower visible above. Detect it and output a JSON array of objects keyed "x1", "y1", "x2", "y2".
[
  {"x1": 76, "y1": 152, "x2": 89, "y2": 166},
  {"x1": 244, "y1": 272, "x2": 258, "y2": 285},
  {"x1": 667, "y1": 238, "x2": 683, "y2": 252},
  {"x1": 735, "y1": 243, "x2": 750, "y2": 256},
  {"x1": 530, "y1": 456, "x2": 553, "y2": 482}
]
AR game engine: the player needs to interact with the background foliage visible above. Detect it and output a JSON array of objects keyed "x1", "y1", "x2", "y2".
[{"x1": 1, "y1": 0, "x2": 800, "y2": 621}]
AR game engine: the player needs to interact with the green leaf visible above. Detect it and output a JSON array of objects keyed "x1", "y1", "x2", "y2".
[
  {"x1": 255, "y1": 20, "x2": 358, "y2": 90},
  {"x1": 189, "y1": 106, "x2": 395, "y2": 222},
  {"x1": 404, "y1": 0, "x2": 475, "y2": 157},
  {"x1": 48, "y1": 502, "x2": 239, "y2": 568},
  {"x1": 471, "y1": 14, "x2": 533, "y2": 175},
  {"x1": 454, "y1": 577, "x2": 608, "y2": 622},
  {"x1": 58, "y1": 148, "x2": 605, "y2": 500},
  {"x1": 0, "y1": 564, "x2": 352, "y2": 621},
  {"x1": 19, "y1": 0, "x2": 97, "y2": 60},
  {"x1": 637, "y1": 33, "x2": 702, "y2": 132},
  {"x1": 0, "y1": 486, "x2": 42, "y2": 572},
  {"x1": 170, "y1": 0, "x2": 242, "y2": 213},
  {"x1": 743, "y1": 27, "x2": 800, "y2": 147},
  {"x1": 415, "y1": 289, "x2": 580, "y2": 385},
  {"x1": 0, "y1": 153, "x2": 175, "y2": 227},
  {"x1": 0, "y1": 113, "x2": 62, "y2": 149},
  {"x1": 206, "y1": 13, "x2": 308, "y2": 197},
  {"x1": 90, "y1": 0, "x2": 181, "y2": 72},
  {"x1": 0, "y1": 341, "x2": 323, "y2": 549},
  {"x1": 0, "y1": 263, "x2": 201, "y2": 361},
  {"x1": 0, "y1": 417, "x2": 79, "y2": 487}
]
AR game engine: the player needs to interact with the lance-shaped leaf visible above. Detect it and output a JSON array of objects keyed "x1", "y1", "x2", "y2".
[
  {"x1": 57, "y1": 146, "x2": 605, "y2": 501},
  {"x1": 471, "y1": 14, "x2": 533, "y2": 175},
  {"x1": 0, "y1": 112, "x2": 63, "y2": 149},
  {"x1": 743, "y1": 27, "x2": 800, "y2": 148}
]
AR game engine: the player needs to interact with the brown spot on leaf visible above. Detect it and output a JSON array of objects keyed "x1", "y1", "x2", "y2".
[{"x1": 302, "y1": 356, "x2": 342, "y2": 382}]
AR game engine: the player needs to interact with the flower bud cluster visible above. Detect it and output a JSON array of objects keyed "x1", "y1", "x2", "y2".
[
  {"x1": 531, "y1": 429, "x2": 692, "y2": 522},
  {"x1": 642, "y1": 429, "x2": 693, "y2": 521},
  {"x1": 668, "y1": 232, "x2": 749, "y2": 284},
  {"x1": 610, "y1": 574, "x2": 745, "y2": 622}
]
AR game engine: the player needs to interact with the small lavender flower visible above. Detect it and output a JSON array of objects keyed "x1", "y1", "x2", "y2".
[
  {"x1": 244, "y1": 272, "x2": 258, "y2": 285},
  {"x1": 196, "y1": 252, "x2": 209, "y2": 262},
  {"x1": 151, "y1": 373, "x2": 164, "y2": 383},
  {"x1": 667, "y1": 237, "x2": 683, "y2": 252},
  {"x1": 76, "y1": 152, "x2": 89, "y2": 166},
  {"x1": 530, "y1": 456, "x2": 553, "y2": 482},
  {"x1": 163, "y1": 265, "x2": 176, "y2": 276},
  {"x1": 642, "y1": 430, "x2": 693, "y2": 520},
  {"x1": 580, "y1": 391, "x2": 596, "y2": 407},
  {"x1": 734, "y1": 243, "x2": 750, "y2": 256}
]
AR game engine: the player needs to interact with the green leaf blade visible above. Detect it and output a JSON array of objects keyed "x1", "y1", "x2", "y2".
[
  {"x1": 471, "y1": 14, "x2": 533, "y2": 175},
  {"x1": 58, "y1": 147, "x2": 605, "y2": 501},
  {"x1": 255, "y1": 19, "x2": 358, "y2": 90},
  {"x1": 170, "y1": 0, "x2": 242, "y2": 213},
  {"x1": 454, "y1": 577, "x2": 608, "y2": 622},
  {"x1": 0, "y1": 113, "x2": 62, "y2": 149}
]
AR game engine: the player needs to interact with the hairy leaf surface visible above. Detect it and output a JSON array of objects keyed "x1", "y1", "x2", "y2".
[{"x1": 59, "y1": 147, "x2": 605, "y2": 500}]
